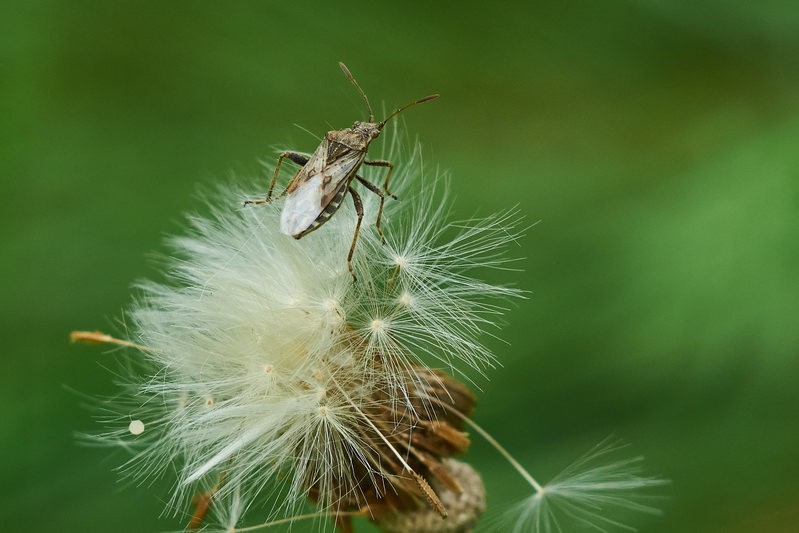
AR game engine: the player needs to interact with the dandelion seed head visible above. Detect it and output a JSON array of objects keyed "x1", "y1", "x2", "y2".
[
  {"x1": 96, "y1": 140, "x2": 522, "y2": 529},
  {"x1": 79, "y1": 128, "x2": 669, "y2": 533}
]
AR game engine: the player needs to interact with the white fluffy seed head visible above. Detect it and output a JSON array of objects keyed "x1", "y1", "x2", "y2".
[{"x1": 100, "y1": 139, "x2": 522, "y2": 528}]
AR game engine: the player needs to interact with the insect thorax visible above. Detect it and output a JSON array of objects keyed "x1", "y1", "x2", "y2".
[{"x1": 328, "y1": 122, "x2": 381, "y2": 152}]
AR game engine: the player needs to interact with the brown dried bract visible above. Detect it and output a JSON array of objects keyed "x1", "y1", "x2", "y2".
[
  {"x1": 70, "y1": 330, "x2": 149, "y2": 351},
  {"x1": 308, "y1": 368, "x2": 478, "y2": 532},
  {"x1": 188, "y1": 490, "x2": 214, "y2": 530}
]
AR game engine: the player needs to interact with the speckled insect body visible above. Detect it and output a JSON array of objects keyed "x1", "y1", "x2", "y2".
[{"x1": 246, "y1": 62, "x2": 438, "y2": 280}]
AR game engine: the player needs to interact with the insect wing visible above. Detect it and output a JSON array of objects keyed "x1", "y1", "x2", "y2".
[
  {"x1": 280, "y1": 173, "x2": 325, "y2": 236},
  {"x1": 319, "y1": 149, "x2": 363, "y2": 204},
  {"x1": 280, "y1": 150, "x2": 363, "y2": 237}
]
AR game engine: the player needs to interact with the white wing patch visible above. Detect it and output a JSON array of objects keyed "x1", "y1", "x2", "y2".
[{"x1": 280, "y1": 173, "x2": 324, "y2": 237}]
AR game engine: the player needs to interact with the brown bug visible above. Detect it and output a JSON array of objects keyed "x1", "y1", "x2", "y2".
[{"x1": 245, "y1": 62, "x2": 438, "y2": 280}]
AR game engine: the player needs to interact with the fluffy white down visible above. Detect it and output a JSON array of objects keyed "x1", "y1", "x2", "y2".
[{"x1": 115, "y1": 143, "x2": 521, "y2": 527}]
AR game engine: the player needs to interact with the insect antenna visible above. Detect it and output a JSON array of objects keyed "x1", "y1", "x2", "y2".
[
  {"x1": 378, "y1": 93, "x2": 440, "y2": 130},
  {"x1": 339, "y1": 62, "x2": 375, "y2": 122}
]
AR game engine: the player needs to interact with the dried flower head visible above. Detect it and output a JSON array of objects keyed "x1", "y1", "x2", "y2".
[
  {"x1": 76, "y1": 137, "x2": 664, "y2": 532},
  {"x1": 79, "y1": 140, "x2": 522, "y2": 531}
]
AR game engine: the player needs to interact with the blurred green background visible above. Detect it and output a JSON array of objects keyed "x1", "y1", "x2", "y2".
[{"x1": 2, "y1": 1, "x2": 798, "y2": 531}]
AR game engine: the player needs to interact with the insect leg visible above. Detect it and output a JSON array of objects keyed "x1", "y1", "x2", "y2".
[
  {"x1": 355, "y1": 175, "x2": 387, "y2": 242},
  {"x1": 347, "y1": 186, "x2": 364, "y2": 282},
  {"x1": 269, "y1": 152, "x2": 309, "y2": 199},
  {"x1": 364, "y1": 159, "x2": 395, "y2": 197},
  {"x1": 244, "y1": 151, "x2": 309, "y2": 206},
  {"x1": 362, "y1": 159, "x2": 396, "y2": 242}
]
